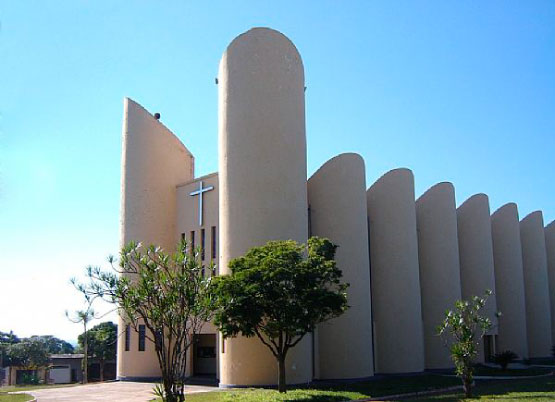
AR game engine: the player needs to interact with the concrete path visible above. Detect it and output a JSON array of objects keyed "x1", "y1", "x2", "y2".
[{"x1": 20, "y1": 381, "x2": 217, "y2": 402}]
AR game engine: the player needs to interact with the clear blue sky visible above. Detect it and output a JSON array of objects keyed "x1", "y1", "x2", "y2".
[{"x1": 1, "y1": 1, "x2": 554, "y2": 341}]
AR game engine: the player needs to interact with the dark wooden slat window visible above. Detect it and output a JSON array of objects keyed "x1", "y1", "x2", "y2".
[
  {"x1": 201, "y1": 229, "x2": 206, "y2": 260},
  {"x1": 190, "y1": 231, "x2": 195, "y2": 254},
  {"x1": 125, "y1": 325, "x2": 130, "y2": 351},
  {"x1": 138, "y1": 325, "x2": 146, "y2": 352},
  {"x1": 211, "y1": 226, "x2": 217, "y2": 260}
]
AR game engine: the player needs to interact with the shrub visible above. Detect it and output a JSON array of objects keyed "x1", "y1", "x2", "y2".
[{"x1": 494, "y1": 350, "x2": 518, "y2": 370}]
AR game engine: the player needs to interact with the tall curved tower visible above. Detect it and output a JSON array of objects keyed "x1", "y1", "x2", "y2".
[
  {"x1": 520, "y1": 211, "x2": 552, "y2": 358},
  {"x1": 307, "y1": 153, "x2": 374, "y2": 379},
  {"x1": 456, "y1": 194, "x2": 498, "y2": 363},
  {"x1": 491, "y1": 203, "x2": 528, "y2": 359},
  {"x1": 218, "y1": 28, "x2": 311, "y2": 386},
  {"x1": 367, "y1": 168, "x2": 425, "y2": 374},
  {"x1": 416, "y1": 182, "x2": 461, "y2": 369}
]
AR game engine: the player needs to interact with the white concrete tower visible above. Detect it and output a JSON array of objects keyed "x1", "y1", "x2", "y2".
[
  {"x1": 307, "y1": 153, "x2": 374, "y2": 380},
  {"x1": 520, "y1": 211, "x2": 552, "y2": 358},
  {"x1": 416, "y1": 182, "x2": 461, "y2": 369},
  {"x1": 367, "y1": 168, "x2": 425, "y2": 374},
  {"x1": 456, "y1": 194, "x2": 498, "y2": 363},
  {"x1": 118, "y1": 98, "x2": 194, "y2": 380},
  {"x1": 491, "y1": 203, "x2": 528, "y2": 359},
  {"x1": 218, "y1": 28, "x2": 311, "y2": 386},
  {"x1": 546, "y1": 221, "x2": 555, "y2": 345}
]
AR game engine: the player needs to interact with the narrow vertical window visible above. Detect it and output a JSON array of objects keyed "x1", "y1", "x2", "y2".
[
  {"x1": 201, "y1": 228, "x2": 206, "y2": 260},
  {"x1": 125, "y1": 325, "x2": 130, "y2": 351},
  {"x1": 138, "y1": 325, "x2": 146, "y2": 351},
  {"x1": 181, "y1": 232, "x2": 185, "y2": 242},
  {"x1": 221, "y1": 335, "x2": 225, "y2": 354},
  {"x1": 211, "y1": 226, "x2": 217, "y2": 260},
  {"x1": 190, "y1": 231, "x2": 195, "y2": 253}
]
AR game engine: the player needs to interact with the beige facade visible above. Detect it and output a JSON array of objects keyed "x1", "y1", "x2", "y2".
[
  {"x1": 491, "y1": 203, "x2": 529, "y2": 359},
  {"x1": 218, "y1": 28, "x2": 311, "y2": 386},
  {"x1": 416, "y1": 182, "x2": 461, "y2": 370},
  {"x1": 520, "y1": 211, "x2": 552, "y2": 358},
  {"x1": 307, "y1": 153, "x2": 374, "y2": 379},
  {"x1": 546, "y1": 221, "x2": 555, "y2": 344},
  {"x1": 367, "y1": 168, "x2": 425, "y2": 374},
  {"x1": 118, "y1": 27, "x2": 554, "y2": 385}
]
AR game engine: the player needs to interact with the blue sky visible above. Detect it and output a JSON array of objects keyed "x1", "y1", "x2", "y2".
[{"x1": 1, "y1": 1, "x2": 554, "y2": 341}]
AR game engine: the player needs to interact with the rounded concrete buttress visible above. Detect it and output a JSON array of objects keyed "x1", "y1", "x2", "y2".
[
  {"x1": 218, "y1": 28, "x2": 311, "y2": 386},
  {"x1": 456, "y1": 194, "x2": 498, "y2": 362},
  {"x1": 520, "y1": 211, "x2": 552, "y2": 358},
  {"x1": 307, "y1": 153, "x2": 374, "y2": 379},
  {"x1": 118, "y1": 98, "x2": 194, "y2": 379},
  {"x1": 491, "y1": 203, "x2": 528, "y2": 359},
  {"x1": 416, "y1": 182, "x2": 461, "y2": 370},
  {"x1": 546, "y1": 221, "x2": 555, "y2": 345},
  {"x1": 366, "y1": 168, "x2": 425, "y2": 374}
]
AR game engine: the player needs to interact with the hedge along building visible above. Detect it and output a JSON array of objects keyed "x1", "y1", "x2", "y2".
[{"x1": 117, "y1": 27, "x2": 555, "y2": 385}]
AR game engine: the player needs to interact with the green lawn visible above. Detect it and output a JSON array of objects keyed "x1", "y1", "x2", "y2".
[
  {"x1": 0, "y1": 394, "x2": 34, "y2": 402},
  {"x1": 0, "y1": 383, "x2": 77, "y2": 393},
  {"x1": 182, "y1": 374, "x2": 461, "y2": 401},
  {"x1": 407, "y1": 374, "x2": 555, "y2": 401}
]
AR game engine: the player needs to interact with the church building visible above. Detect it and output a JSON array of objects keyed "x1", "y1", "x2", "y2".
[{"x1": 117, "y1": 28, "x2": 555, "y2": 386}]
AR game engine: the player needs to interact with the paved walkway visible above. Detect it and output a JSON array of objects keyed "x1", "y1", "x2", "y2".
[{"x1": 19, "y1": 381, "x2": 217, "y2": 402}]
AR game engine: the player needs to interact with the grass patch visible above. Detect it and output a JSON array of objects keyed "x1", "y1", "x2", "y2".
[
  {"x1": 0, "y1": 394, "x2": 34, "y2": 402},
  {"x1": 0, "y1": 383, "x2": 78, "y2": 393},
  {"x1": 180, "y1": 374, "x2": 460, "y2": 401},
  {"x1": 406, "y1": 373, "x2": 555, "y2": 401}
]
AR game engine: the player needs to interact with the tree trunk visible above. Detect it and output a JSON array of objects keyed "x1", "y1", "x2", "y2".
[
  {"x1": 277, "y1": 356, "x2": 286, "y2": 393},
  {"x1": 83, "y1": 322, "x2": 88, "y2": 384},
  {"x1": 463, "y1": 375, "x2": 472, "y2": 398},
  {"x1": 99, "y1": 360, "x2": 104, "y2": 382}
]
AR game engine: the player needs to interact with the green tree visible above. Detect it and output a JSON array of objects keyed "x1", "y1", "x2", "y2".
[
  {"x1": 66, "y1": 304, "x2": 96, "y2": 384},
  {"x1": 78, "y1": 322, "x2": 117, "y2": 381},
  {"x1": 6, "y1": 338, "x2": 49, "y2": 370},
  {"x1": 0, "y1": 331, "x2": 20, "y2": 367},
  {"x1": 437, "y1": 290, "x2": 495, "y2": 398},
  {"x1": 72, "y1": 241, "x2": 214, "y2": 402},
  {"x1": 212, "y1": 237, "x2": 349, "y2": 393},
  {"x1": 28, "y1": 335, "x2": 74, "y2": 354}
]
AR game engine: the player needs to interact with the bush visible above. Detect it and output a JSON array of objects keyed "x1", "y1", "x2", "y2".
[
  {"x1": 21, "y1": 372, "x2": 40, "y2": 385},
  {"x1": 494, "y1": 350, "x2": 518, "y2": 370}
]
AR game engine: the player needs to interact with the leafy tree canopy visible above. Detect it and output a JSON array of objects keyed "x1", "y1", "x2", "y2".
[
  {"x1": 73, "y1": 241, "x2": 214, "y2": 402},
  {"x1": 5, "y1": 338, "x2": 50, "y2": 369},
  {"x1": 212, "y1": 237, "x2": 348, "y2": 393}
]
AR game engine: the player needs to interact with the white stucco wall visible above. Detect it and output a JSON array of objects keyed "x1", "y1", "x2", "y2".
[
  {"x1": 307, "y1": 153, "x2": 374, "y2": 379},
  {"x1": 545, "y1": 221, "x2": 555, "y2": 345},
  {"x1": 416, "y1": 182, "x2": 461, "y2": 369},
  {"x1": 367, "y1": 168, "x2": 425, "y2": 374},
  {"x1": 118, "y1": 97, "x2": 194, "y2": 379},
  {"x1": 491, "y1": 203, "x2": 529, "y2": 359},
  {"x1": 218, "y1": 27, "x2": 311, "y2": 386},
  {"x1": 520, "y1": 211, "x2": 552, "y2": 358}
]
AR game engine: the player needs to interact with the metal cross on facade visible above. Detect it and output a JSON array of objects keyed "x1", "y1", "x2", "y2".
[{"x1": 189, "y1": 180, "x2": 214, "y2": 227}]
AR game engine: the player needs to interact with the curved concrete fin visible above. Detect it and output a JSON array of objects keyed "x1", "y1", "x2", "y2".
[
  {"x1": 545, "y1": 220, "x2": 555, "y2": 345},
  {"x1": 416, "y1": 181, "x2": 460, "y2": 369},
  {"x1": 520, "y1": 210, "x2": 552, "y2": 357},
  {"x1": 308, "y1": 152, "x2": 373, "y2": 379},
  {"x1": 490, "y1": 202, "x2": 529, "y2": 359},
  {"x1": 366, "y1": 167, "x2": 424, "y2": 374},
  {"x1": 456, "y1": 193, "x2": 498, "y2": 363}
]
